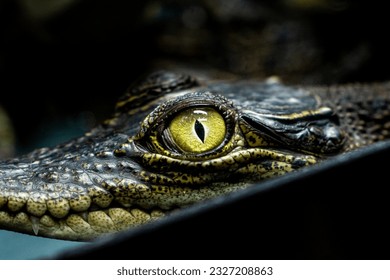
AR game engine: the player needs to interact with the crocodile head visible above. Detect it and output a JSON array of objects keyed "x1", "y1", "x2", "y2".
[{"x1": 0, "y1": 71, "x2": 345, "y2": 240}]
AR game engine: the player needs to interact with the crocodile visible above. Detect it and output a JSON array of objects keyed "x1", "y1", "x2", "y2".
[{"x1": 1, "y1": 70, "x2": 390, "y2": 241}]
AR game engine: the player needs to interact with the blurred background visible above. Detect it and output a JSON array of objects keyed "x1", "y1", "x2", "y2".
[
  {"x1": 1, "y1": 0, "x2": 390, "y2": 155},
  {"x1": 1, "y1": 0, "x2": 390, "y2": 258}
]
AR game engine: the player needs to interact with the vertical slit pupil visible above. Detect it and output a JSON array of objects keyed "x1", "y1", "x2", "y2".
[{"x1": 194, "y1": 119, "x2": 205, "y2": 143}]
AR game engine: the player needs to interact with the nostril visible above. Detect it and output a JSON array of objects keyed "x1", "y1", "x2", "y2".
[
  {"x1": 325, "y1": 124, "x2": 344, "y2": 142},
  {"x1": 324, "y1": 126, "x2": 345, "y2": 152},
  {"x1": 309, "y1": 123, "x2": 345, "y2": 153}
]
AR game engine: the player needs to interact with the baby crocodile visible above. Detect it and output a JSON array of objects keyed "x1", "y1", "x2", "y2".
[{"x1": 1, "y1": 70, "x2": 390, "y2": 241}]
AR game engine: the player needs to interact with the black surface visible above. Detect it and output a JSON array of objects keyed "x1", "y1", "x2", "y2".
[{"x1": 55, "y1": 141, "x2": 390, "y2": 260}]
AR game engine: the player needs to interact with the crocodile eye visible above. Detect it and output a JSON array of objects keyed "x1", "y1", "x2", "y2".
[
  {"x1": 168, "y1": 107, "x2": 226, "y2": 153},
  {"x1": 130, "y1": 91, "x2": 238, "y2": 160}
]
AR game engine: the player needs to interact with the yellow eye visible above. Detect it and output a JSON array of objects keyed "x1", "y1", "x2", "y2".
[{"x1": 168, "y1": 107, "x2": 226, "y2": 153}]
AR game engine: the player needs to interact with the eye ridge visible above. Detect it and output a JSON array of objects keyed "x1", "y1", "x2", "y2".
[{"x1": 194, "y1": 119, "x2": 206, "y2": 143}]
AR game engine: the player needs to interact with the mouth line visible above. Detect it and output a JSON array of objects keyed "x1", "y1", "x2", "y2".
[
  {"x1": 138, "y1": 145, "x2": 318, "y2": 169},
  {"x1": 132, "y1": 147, "x2": 318, "y2": 191}
]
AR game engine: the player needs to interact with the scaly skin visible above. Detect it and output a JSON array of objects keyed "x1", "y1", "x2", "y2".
[{"x1": 1, "y1": 71, "x2": 390, "y2": 241}]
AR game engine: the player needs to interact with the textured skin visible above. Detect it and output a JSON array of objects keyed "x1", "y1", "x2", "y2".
[{"x1": 1, "y1": 71, "x2": 390, "y2": 241}]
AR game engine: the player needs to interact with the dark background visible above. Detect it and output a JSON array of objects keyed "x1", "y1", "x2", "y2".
[{"x1": 1, "y1": 0, "x2": 390, "y2": 153}]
